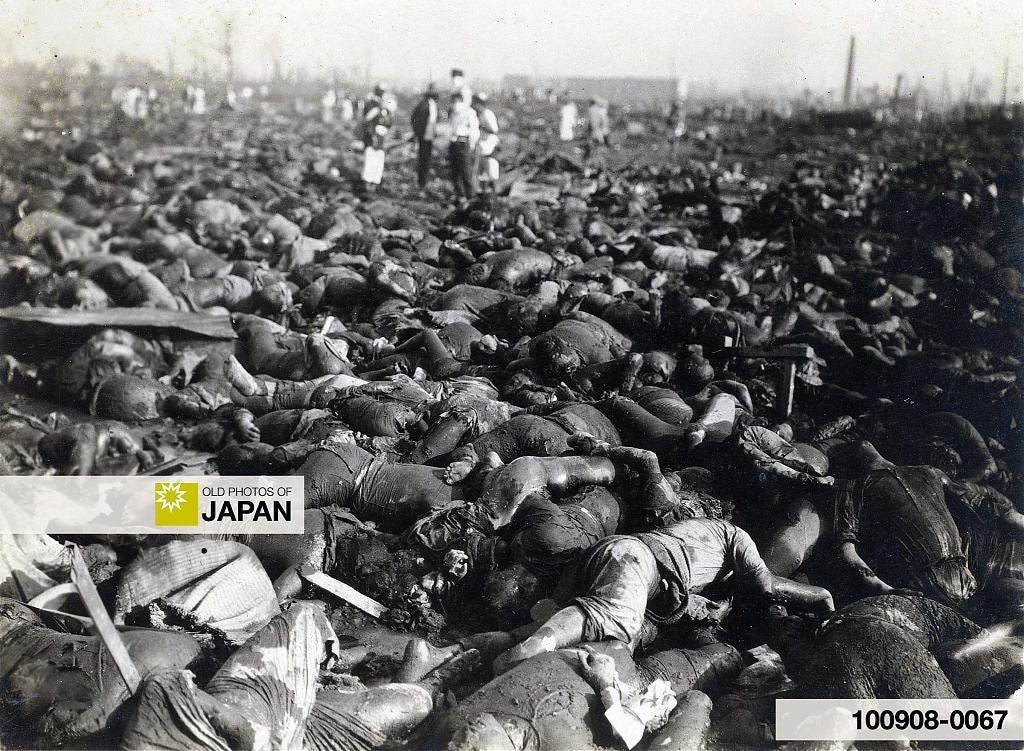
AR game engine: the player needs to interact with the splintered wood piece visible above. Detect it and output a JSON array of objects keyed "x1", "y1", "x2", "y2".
[
  {"x1": 778, "y1": 360, "x2": 797, "y2": 419},
  {"x1": 67, "y1": 544, "x2": 142, "y2": 693},
  {"x1": 299, "y1": 565, "x2": 386, "y2": 618},
  {"x1": 714, "y1": 344, "x2": 814, "y2": 360}
]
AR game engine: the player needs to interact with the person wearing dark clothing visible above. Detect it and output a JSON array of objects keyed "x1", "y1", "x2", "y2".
[
  {"x1": 359, "y1": 83, "x2": 394, "y2": 193},
  {"x1": 410, "y1": 84, "x2": 439, "y2": 188}
]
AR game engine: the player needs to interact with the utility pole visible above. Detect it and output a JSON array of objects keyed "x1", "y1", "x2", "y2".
[
  {"x1": 264, "y1": 29, "x2": 282, "y2": 84},
  {"x1": 1001, "y1": 57, "x2": 1009, "y2": 107},
  {"x1": 842, "y1": 35, "x2": 856, "y2": 106},
  {"x1": 891, "y1": 73, "x2": 903, "y2": 109}
]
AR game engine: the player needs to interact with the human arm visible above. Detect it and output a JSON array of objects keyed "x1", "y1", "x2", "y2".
[
  {"x1": 838, "y1": 541, "x2": 893, "y2": 592},
  {"x1": 732, "y1": 527, "x2": 835, "y2": 615},
  {"x1": 739, "y1": 427, "x2": 834, "y2": 486},
  {"x1": 940, "y1": 471, "x2": 1024, "y2": 538},
  {"x1": 579, "y1": 647, "x2": 676, "y2": 749},
  {"x1": 445, "y1": 444, "x2": 481, "y2": 484}
]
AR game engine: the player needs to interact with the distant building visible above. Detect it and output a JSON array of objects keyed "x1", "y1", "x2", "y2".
[{"x1": 501, "y1": 75, "x2": 681, "y2": 107}]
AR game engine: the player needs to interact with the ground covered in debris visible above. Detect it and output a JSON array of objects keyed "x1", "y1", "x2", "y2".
[{"x1": 0, "y1": 96, "x2": 1022, "y2": 750}]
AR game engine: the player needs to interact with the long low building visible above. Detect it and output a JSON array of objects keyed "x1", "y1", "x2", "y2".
[{"x1": 503, "y1": 75, "x2": 682, "y2": 107}]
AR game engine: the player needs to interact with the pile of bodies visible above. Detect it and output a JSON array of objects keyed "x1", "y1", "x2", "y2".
[{"x1": 0, "y1": 101, "x2": 1022, "y2": 750}]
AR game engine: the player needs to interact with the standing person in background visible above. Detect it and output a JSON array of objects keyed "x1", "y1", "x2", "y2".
[
  {"x1": 359, "y1": 83, "x2": 394, "y2": 195},
  {"x1": 559, "y1": 94, "x2": 577, "y2": 142},
  {"x1": 447, "y1": 91, "x2": 479, "y2": 200},
  {"x1": 584, "y1": 97, "x2": 610, "y2": 162},
  {"x1": 473, "y1": 92, "x2": 500, "y2": 194},
  {"x1": 667, "y1": 98, "x2": 687, "y2": 156},
  {"x1": 451, "y1": 68, "x2": 472, "y2": 104},
  {"x1": 320, "y1": 88, "x2": 336, "y2": 123},
  {"x1": 411, "y1": 83, "x2": 439, "y2": 190},
  {"x1": 339, "y1": 93, "x2": 354, "y2": 123}
]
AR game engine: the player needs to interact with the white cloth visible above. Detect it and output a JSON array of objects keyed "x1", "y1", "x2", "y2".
[
  {"x1": 480, "y1": 156, "x2": 500, "y2": 183},
  {"x1": 449, "y1": 101, "x2": 480, "y2": 146},
  {"x1": 477, "y1": 108, "x2": 499, "y2": 156},
  {"x1": 560, "y1": 103, "x2": 577, "y2": 141},
  {"x1": 0, "y1": 534, "x2": 66, "y2": 600},
  {"x1": 362, "y1": 147, "x2": 385, "y2": 184},
  {"x1": 423, "y1": 98, "x2": 438, "y2": 141}
]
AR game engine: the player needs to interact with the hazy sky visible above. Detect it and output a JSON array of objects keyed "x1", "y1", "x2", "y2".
[{"x1": 3, "y1": 0, "x2": 1022, "y2": 98}]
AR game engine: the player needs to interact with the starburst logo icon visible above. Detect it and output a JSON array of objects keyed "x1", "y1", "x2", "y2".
[
  {"x1": 156, "y1": 482, "x2": 186, "y2": 511},
  {"x1": 154, "y1": 481, "x2": 199, "y2": 526}
]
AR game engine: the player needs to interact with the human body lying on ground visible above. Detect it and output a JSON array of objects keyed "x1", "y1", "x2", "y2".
[
  {"x1": 440, "y1": 639, "x2": 742, "y2": 751},
  {"x1": 120, "y1": 602, "x2": 481, "y2": 751},
  {"x1": 828, "y1": 440, "x2": 1024, "y2": 614},
  {"x1": 771, "y1": 593, "x2": 1024, "y2": 700},
  {"x1": 488, "y1": 441, "x2": 835, "y2": 672},
  {"x1": 1, "y1": 90, "x2": 1023, "y2": 750}
]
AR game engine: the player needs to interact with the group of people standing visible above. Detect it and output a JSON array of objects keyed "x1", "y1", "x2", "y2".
[
  {"x1": 559, "y1": 94, "x2": 612, "y2": 159},
  {"x1": 358, "y1": 68, "x2": 500, "y2": 199}
]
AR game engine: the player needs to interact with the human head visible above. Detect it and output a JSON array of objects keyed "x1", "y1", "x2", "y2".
[
  {"x1": 914, "y1": 440, "x2": 963, "y2": 478},
  {"x1": 320, "y1": 423, "x2": 359, "y2": 445},
  {"x1": 471, "y1": 334, "x2": 502, "y2": 356},
  {"x1": 480, "y1": 561, "x2": 543, "y2": 627},
  {"x1": 533, "y1": 336, "x2": 582, "y2": 379},
  {"x1": 830, "y1": 439, "x2": 888, "y2": 477},
  {"x1": 642, "y1": 351, "x2": 677, "y2": 385},
  {"x1": 449, "y1": 712, "x2": 537, "y2": 751},
  {"x1": 372, "y1": 82, "x2": 388, "y2": 98},
  {"x1": 464, "y1": 263, "x2": 490, "y2": 285},
  {"x1": 506, "y1": 300, "x2": 542, "y2": 337},
  {"x1": 676, "y1": 351, "x2": 715, "y2": 393},
  {"x1": 425, "y1": 82, "x2": 438, "y2": 99},
  {"x1": 765, "y1": 610, "x2": 817, "y2": 678},
  {"x1": 91, "y1": 374, "x2": 165, "y2": 422}
]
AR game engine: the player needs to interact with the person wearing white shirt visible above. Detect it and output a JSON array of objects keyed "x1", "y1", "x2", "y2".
[
  {"x1": 559, "y1": 97, "x2": 577, "y2": 141},
  {"x1": 447, "y1": 93, "x2": 479, "y2": 198}
]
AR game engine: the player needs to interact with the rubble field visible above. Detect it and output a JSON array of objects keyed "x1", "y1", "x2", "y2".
[{"x1": 0, "y1": 96, "x2": 1022, "y2": 750}]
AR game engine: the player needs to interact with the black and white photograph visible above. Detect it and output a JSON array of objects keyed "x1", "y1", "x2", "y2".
[{"x1": 0, "y1": 1, "x2": 1021, "y2": 749}]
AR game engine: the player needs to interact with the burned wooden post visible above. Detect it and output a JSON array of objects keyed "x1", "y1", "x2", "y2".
[
  {"x1": 711, "y1": 344, "x2": 815, "y2": 419},
  {"x1": 842, "y1": 36, "x2": 856, "y2": 106}
]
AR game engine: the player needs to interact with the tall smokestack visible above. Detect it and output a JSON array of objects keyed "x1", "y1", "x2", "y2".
[
  {"x1": 891, "y1": 73, "x2": 903, "y2": 108},
  {"x1": 842, "y1": 36, "x2": 856, "y2": 106},
  {"x1": 1002, "y1": 57, "x2": 1010, "y2": 106}
]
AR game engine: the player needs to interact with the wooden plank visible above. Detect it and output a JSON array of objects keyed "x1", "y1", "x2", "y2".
[
  {"x1": 713, "y1": 344, "x2": 814, "y2": 360},
  {"x1": 507, "y1": 181, "x2": 562, "y2": 204},
  {"x1": 299, "y1": 565, "x2": 386, "y2": 618},
  {"x1": 0, "y1": 306, "x2": 236, "y2": 339},
  {"x1": 777, "y1": 361, "x2": 797, "y2": 420},
  {"x1": 67, "y1": 544, "x2": 142, "y2": 693}
]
